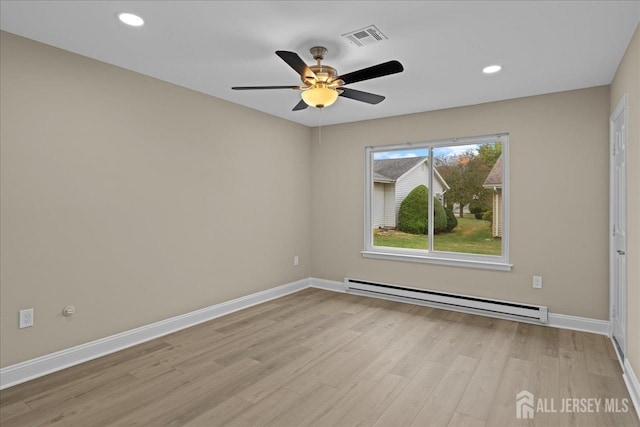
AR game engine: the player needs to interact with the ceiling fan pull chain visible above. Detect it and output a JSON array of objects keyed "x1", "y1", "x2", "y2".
[{"x1": 318, "y1": 107, "x2": 323, "y2": 145}]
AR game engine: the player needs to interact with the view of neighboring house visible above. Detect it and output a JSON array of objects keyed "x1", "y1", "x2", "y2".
[
  {"x1": 373, "y1": 157, "x2": 449, "y2": 228},
  {"x1": 483, "y1": 153, "x2": 503, "y2": 237}
]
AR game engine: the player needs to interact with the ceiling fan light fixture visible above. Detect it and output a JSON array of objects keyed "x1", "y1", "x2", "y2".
[{"x1": 301, "y1": 84, "x2": 339, "y2": 108}]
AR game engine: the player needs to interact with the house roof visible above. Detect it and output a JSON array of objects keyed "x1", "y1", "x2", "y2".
[
  {"x1": 373, "y1": 157, "x2": 427, "y2": 181},
  {"x1": 373, "y1": 156, "x2": 450, "y2": 190},
  {"x1": 483, "y1": 154, "x2": 503, "y2": 187}
]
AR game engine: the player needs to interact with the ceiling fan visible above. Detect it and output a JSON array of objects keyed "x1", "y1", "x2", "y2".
[{"x1": 232, "y1": 46, "x2": 404, "y2": 111}]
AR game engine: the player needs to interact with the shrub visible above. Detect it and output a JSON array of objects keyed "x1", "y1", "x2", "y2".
[
  {"x1": 470, "y1": 199, "x2": 491, "y2": 219},
  {"x1": 398, "y1": 185, "x2": 429, "y2": 234},
  {"x1": 433, "y1": 198, "x2": 448, "y2": 233},
  {"x1": 398, "y1": 185, "x2": 448, "y2": 234},
  {"x1": 482, "y1": 210, "x2": 493, "y2": 224},
  {"x1": 445, "y1": 206, "x2": 458, "y2": 232},
  {"x1": 469, "y1": 203, "x2": 483, "y2": 215}
]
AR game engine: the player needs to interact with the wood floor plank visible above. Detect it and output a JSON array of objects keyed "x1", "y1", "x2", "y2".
[
  {"x1": 222, "y1": 387, "x2": 300, "y2": 426},
  {"x1": 330, "y1": 303, "x2": 387, "y2": 332},
  {"x1": 183, "y1": 396, "x2": 252, "y2": 427},
  {"x1": 426, "y1": 314, "x2": 474, "y2": 366},
  {"x1": 558, "y1": 342, "x2": 600, "y2": 426},
  {"x1": 348, "y1": 299, "x2": 411, "y2": 333},
  {"x1": 15, "y1": 369, "x2": 190, "y2": 427},
  {"x1": 410, "y1": 354, "x2": 480, "y2": 427},
  {"x1": 389, "y1": 324, "x2": 439, "y2": 379},
  {"x1": 374, "y1": 360, "x2": 447, "y2": 427},
  {"x1": 334, "y1": 373, "x2": 409, "y2": 427},
  {"x1": 588, "y1": 372, "x2": 639, "y2": 425},
  {"x1": 582, "y1": 333, "x2": 622, "y2": 378},
  {"x1": 530, "y1": 354, "x2": 561, "y2": 427},
  {"x1": 509, "y1": 322, "x2": 543, "y2": 362},
  {"x1": 212, "y1": 304, "x2": 285, "y2": 335},
  {"x1": 282, "y1": 305, "x2": 416, "y2": 393},
  {"x1": 213, "y1": 311, "x2": 328, "y2": 366},
  {"x1": 300, "y1": 376, "x2": 378, "y2": 427},
  {"x1": 316, "y1": 307, "x2": 421, "y2": 389},
  {"x1": 0, "y1": 340, "x2": 172, "y2": 408},
  {"x1": 246, "y1": 311, "x2": 353, "y2": 363},
  {"x1": 457, "y1": 320, "x2": 518, "y2": 421},
  {"x1": 339, "y1": 293, "x2": 383, "y2": 314},
  {"x1": 23, "y1": 370, "x2": 139, "y2": 410},
  {"x1": 357, "y1": 313, "x2": 434, "y2": 382},
  {"x1": 0, "y1": 400, "x2": 30, "y2": 423},
  {"x1": 166, "y1": 318, "x2": 275, "y2": 370},
  {"x1": 297, "y1": 312, "x2": 358, "y2": 349},
  {"x1": 448, "y1": 411, "x2": 487, "y2": 427},
  {"x1": 558, "y1": 328, "x2": 585, "y2": 353},
  {"x1": 265, "y1": 382, "x2": 338, "y2": 427},
  {"x1": 113, "y1": 358, "x2": 262, "y2": 426},
  {"x1": 237, "y1": 328, "x2": 360, "y2": 404},
  {"x1": 484, "y1": 357, "x2": 532, "y2": 427},
  {"x1": 1, "y1": 289, "x2": 637, "y2": 427},
  {"x1": 455, "y1": 314, "x2": 499, "y2": 359}
]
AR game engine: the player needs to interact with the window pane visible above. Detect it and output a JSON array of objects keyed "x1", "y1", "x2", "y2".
[
  {"x1": 372, "y1": 148, "x2": 430, "y2": 250},
  {"x1": 432, "y1": 142, "x2": 503, "y2": 255}
]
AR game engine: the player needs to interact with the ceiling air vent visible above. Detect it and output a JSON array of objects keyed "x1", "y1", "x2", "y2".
[{"x1": 342, "y1": 25, "x2": 388, "y2": 47}]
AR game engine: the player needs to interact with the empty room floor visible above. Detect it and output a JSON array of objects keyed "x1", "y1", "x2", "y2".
[{"x1": 0, "y1": 288, "x2": 637, "y2": 426}]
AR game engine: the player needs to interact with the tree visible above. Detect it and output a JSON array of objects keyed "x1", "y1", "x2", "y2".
[
  {"x1": 477, "y1": 142, "x2": 502, "y2": 166},
  {"x1": 438, "y1": 151, "x2": 490, "y2": 217},
  {"x1": 437, "y1": 143, "x2": 501, "y2": 217}
]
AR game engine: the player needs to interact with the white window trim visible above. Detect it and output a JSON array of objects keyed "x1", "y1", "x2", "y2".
[{"x1": 363, "y1": 133, "x2": 511, "y2": 271}]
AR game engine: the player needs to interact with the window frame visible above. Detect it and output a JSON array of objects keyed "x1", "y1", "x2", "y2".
[{"x1": 363, "y1": 133, "x2": 512, "y2": 271}]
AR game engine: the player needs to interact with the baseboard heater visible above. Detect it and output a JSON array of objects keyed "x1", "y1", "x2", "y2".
[{"x1": 344, "y1": 278, "x2": 548, "y2": 323}]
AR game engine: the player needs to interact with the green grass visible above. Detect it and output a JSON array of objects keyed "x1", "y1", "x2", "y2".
[{"x1": 373, "y1": 217, "x2": 501, "y2": 256}]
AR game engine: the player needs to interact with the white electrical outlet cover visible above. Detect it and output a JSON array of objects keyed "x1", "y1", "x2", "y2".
[{"x1": 19, "y1": 308, "x2": 34, "y2": 328}]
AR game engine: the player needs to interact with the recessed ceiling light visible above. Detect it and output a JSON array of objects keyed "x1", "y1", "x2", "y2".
[
  {"x1": 118, "y1": 12, "x2": 144, "y2": 27},
  {"x1": 483, "y1": 65, "x2": 502, "y2": 74}
]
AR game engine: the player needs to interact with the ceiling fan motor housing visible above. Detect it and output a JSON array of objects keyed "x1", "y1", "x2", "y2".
[{"x1": 310, "y1": 46, "x2": 327, "y2": 61}]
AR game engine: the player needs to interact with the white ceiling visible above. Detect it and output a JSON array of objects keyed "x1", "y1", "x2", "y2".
[{"x1": 1, "y1": 1, "x2": 638, "y2": 127}]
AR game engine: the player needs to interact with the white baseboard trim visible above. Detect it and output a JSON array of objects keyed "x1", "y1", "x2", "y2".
[
  {"x1": 309, "y1": 277, "x2": 346, "y2": 293},
  {"x1": 623, "y1": 359, "x2": 640, "y2": 419},
  {"x1": 0, "y1": 278, "x2": 310, "y2": 390},
  {"x1": 547, "y1": 313, "x2": 610, "y2": 336}
]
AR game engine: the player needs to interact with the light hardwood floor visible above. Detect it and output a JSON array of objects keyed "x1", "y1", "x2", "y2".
[{"x1": 1, "y1": 288, "x2": 637, "y2": 426}]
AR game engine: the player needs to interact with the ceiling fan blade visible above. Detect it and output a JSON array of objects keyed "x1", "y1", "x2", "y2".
[
  {"x1": 232, "y1": 85, "x2": 300, "y2": 90},
  {"x1": 336, "y1": 60, "x2": 404, "y2": 85},
  {"x1": 276, "y1": 51, "x2": 317, "y2": 81},
  {"x1": 292, "y1": 99, "x2": 308, "y2": 111},
  {"x1": 339, "y1": 88, "x2": 385, "y2": 104}
]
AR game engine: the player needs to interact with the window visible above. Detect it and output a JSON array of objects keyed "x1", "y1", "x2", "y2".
[{"x1": 363, "y1": 134, "x2": 511, "y2": 270}]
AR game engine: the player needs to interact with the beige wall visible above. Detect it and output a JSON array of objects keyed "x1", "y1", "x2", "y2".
[
  {"x1": 611, "y1": 24, "x2": 640, "y2": 382},
  {"x1": 0, "y1": 32, "x2": 312, "y2": 367},
  {"x1": 311, "y1": 86, "x2": 611, "y2": 320}
]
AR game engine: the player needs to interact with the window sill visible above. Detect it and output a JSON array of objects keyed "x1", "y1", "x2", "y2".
[{"x1": 361, "y1": 250, "x2": 513, "y2": 271}]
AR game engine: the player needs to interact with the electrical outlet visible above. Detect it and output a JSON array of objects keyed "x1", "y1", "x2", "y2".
[
  {"x1": 19, "y1": 308, "x2": 34, "y2": 328},
  {"x1": 533, "y1": 276, "x2": 543, "y2": 289},
  {"x1": 294, "y1": 255, "x2": 299, "y2": 266}
]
